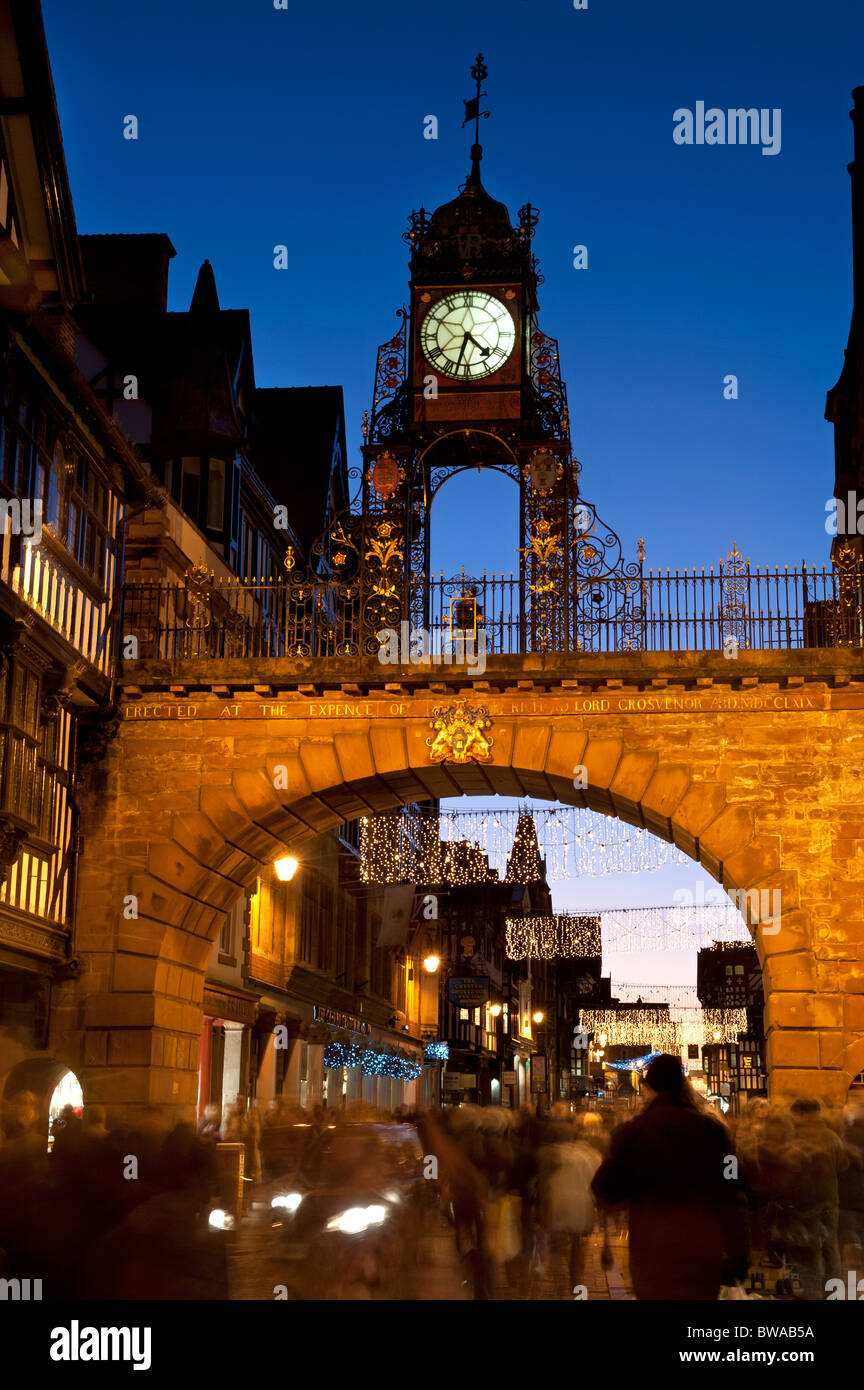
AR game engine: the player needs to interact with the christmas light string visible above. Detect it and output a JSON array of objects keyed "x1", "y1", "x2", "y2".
[
  {"x1": 505, "y1": 916, "x2": 602, "y2": 960},
  {"x1": 577, "y1": 1006, "x2": 748, "y2": 1051},
  {"x1": 323, "y1": 1040, "x2": 422, "y2": 1081},
  {"x1": 596, "y1": 906, "x2": 751, "y2": 953},
  {"x1": 605, "y1": 1051, "x2": 662, "y2": 1071},
  {"x1": 358, "y1": 806, "x2": 691, "y2": 884},
  {"x1": 505, "y1": 908, "x2": 751, "y2": 960}
]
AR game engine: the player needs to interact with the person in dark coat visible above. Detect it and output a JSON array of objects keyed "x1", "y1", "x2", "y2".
[{"x1": 591, "y1": 1054, "x2": 749, "y2": 1300}]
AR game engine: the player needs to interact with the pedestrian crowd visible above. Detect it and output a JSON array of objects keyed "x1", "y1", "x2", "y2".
[
  {"x1": 417, "y1": 1057, "x2": 864, "y2": 1301},
  {"x1": 2, "y1": 1061, "x2": 862, "y2": 1302}
]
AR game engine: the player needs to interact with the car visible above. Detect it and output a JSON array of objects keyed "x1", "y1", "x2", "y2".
[{"x1": 265, "y1": 1123, "x2": 426, "y2": 1299}]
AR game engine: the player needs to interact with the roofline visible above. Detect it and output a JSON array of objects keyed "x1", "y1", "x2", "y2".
[{"x1": 9, "y1": 0, "x2": 86, "y2": 306}]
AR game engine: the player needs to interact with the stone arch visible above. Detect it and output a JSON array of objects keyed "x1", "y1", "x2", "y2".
[
  {"x1": 840, "y1": 1034, "x2": 864, "y2": 1094},
  {"x1": 1, "y1": 1057, "x2": 78, "y2": 1143},
  {"x1": 74, "y1": 707, "x2": 851, "y2": 1123}
]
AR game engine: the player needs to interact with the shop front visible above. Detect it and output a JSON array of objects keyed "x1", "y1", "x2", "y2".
[
  {"x1": 314, "y1": 1005, "x2": 423, "y2": 1113},
  {"x1": 197, "y1": 982, "x2": 259, "y2": 1123}
]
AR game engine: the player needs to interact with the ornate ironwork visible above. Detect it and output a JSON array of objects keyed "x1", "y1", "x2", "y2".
[
  {"x1": 123, "y1": 557, "x2": 863, "y2": 663},
  {"x1": 719, "y1": 544, "x2": 751, "y2": 652},
  {"x1": 369, "y1": 310, "x2": 408, "y2": 441},
  {"x1": 184, "y1": 564, "x2": 212, "y2": 631},
  {"x1": 833, "y1": 539, "x2": 863, "y2": 647},
  {"x1": 529, "y1": 327, "x2": 569, "y2": 439}
]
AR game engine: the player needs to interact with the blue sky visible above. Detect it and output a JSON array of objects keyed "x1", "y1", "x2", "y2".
[{"x1": 42, "y1": 0, "x2": 863, "y2": 985}]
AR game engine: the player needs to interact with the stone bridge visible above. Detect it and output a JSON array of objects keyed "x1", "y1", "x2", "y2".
[{"x1": 55, "y1": 645, "x2": 864, "y2": 1121}]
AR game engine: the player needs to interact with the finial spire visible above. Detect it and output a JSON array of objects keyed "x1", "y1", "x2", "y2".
[{"x1": 462, "y1": 52, "x2": 489, "y2": 174}]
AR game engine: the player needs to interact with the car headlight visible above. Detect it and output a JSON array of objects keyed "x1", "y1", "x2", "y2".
[
  {"x1": 208, "y1": 1208, "x2": 234, "y2": 1230},
  {"x1": 270, "y1": 1192, "x2": 304, "y2": 1212},
  {"x1": 326, "y1": 1204, "x2": 388, "y2": 1234}
]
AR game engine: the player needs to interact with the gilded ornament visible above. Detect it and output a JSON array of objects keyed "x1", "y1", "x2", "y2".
[{"x1": 427, "y1": 701, "x2": 494, "y2": 765}]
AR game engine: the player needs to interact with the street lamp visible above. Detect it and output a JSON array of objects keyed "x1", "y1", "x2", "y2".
[
  {"x1": 273, "y1": 855, "x2": 299, "y2": 882},
  {"x1": 423, "y1": 954, "x2": 440, "y2": 974},
  {"x1": 490, "y1": 1003, "x2": 502, "y2": 1017},
  {"x1": 533, "y1": 1010, "x2": 544, "y2": 1024}
]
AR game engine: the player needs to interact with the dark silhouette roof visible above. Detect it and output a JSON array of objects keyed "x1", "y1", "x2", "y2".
[
  {"x1": 426, "y1": 150, "x2": 515, "y2": 245},
  {"x1": 252, "y1": 387, "x2": 348, "y2": 555},
  {"x1": 189, "y1": 259, "x2": 220, "y2": 316}
]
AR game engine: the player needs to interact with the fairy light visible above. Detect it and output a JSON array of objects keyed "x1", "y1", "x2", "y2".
[
  {"x1": 505, "y1": 916, "x2": 601, "y2": 960},
  {"x1": 606, "y1": 1050, "x2": 661, "y2": 1071},
  {"x1": 323, "y1": 1041, "x2": 422, "y2": 1081},
  {"x1": 358, "y1": 806, "x2": 691, "y2": 885},
  {"x1": 596, "y1": 906, "x2": 751, "y2": 953},
  {"x1": 579, "y1": 1008, "x2": 685, "y2": 1053}
]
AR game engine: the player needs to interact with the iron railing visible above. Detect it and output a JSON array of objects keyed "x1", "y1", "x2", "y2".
[{"x1": 121, "y1": 559, "x2": 863, "y2": 663}]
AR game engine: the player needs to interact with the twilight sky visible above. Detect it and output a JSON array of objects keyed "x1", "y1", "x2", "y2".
[{"x1": 41, "y1": 0, "x2": 863, "y2": 985}]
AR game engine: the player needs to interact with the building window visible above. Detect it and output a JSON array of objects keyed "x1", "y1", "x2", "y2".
[
  {"x1": 180, "y1": 457, "x2": 201, "y2": 521},
  {"x1": 207, "y1": 459, "x2": 225, "y2": 531}
]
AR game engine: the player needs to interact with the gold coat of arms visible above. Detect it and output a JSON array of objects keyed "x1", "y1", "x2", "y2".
[{"x1": 427, "y1": 701, "x2": 494, "y2": 765}]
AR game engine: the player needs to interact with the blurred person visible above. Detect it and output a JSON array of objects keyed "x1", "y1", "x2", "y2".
[
  {"x1": 839, "y1": 1105, "x2": 864, "y2": 1260},
  {"x1": 591, "y1": 1054, "x2": 749, "y2": 1300},
  {"x1": 197, "y1": 1103, "x2": 222, "y2": 1142},
  {"x1": 738, "y1": 1108, "x2": 799, "y2": 1270},
  {"x1": 50, "y1": 1103, "x2": 82, "y2": 1161},
  {"x1": 433, "y1": 1107, "x2": 491, "y2": 1297},
  {"x1": 86, "y1": 1120, "x2": 227, "y2": 1299},
  {"x1": 0, "y1": 1092, "x2": 54, "y2": 1289},
  {"x1": 83, "y1": 1104, "x2": 109, "y2": 1141},
  {"x1": 784, "y1": 1097, "x2": 849, "y2": 1298},
  {"x1": 537, "y1": 1120, "x2": 601, "y2": 1293}
]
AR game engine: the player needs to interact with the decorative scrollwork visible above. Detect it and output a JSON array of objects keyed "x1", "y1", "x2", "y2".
[
  {"x1": 719, "y1": 544, "x2": 751, "y2": 650},
  {"x1": 833, "y1": 540, "x2": 863, "y2": 647},
  {"x1": 370, "y1": 311, "x2": 408, "y2": 442},
  {"x1": 184, "y1": 565, "x2": 213, "y2": 630}
]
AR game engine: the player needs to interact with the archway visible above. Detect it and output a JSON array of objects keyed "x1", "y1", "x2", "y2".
[
  {"x1": 65, "y1": 664, "x2": 864, "y2": 1127},
  {"x1": 2, "y1": 1057, "x2": 81, "y2": 1150}
]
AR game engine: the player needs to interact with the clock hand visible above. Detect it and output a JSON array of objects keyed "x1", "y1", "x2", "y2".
[{"x1": 463, "y1": 332, "x2": 491, "y2": 360}]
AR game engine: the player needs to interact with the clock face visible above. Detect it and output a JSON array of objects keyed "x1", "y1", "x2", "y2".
[{"x1": 420, "y1": 291, "x2": 516, "y2": 381}]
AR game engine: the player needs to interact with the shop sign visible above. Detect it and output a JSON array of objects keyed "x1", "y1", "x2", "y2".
[
  {"x1": 502, "y1": 1070, "x2": 517, "y2": 1085},
  {"x1": 204, "y1": 987, "x2": 257, "y2": 1026},
  {"x1": 530, "y1": 1053, "x2": 548, "y2": 1093},
  {"x1": 313, "y1": 1005, "x2": 371, "y2": 1035},
  {"x1": 447, "y1": 976, "x2": 491, "y2": 1008}
]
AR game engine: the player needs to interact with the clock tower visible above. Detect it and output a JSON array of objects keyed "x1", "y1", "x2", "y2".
[{"x1": 336, "y1": 55, "x2": 640, "y2": 657}]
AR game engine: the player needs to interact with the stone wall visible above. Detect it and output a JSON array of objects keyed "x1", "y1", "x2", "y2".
[{"x1": 29, "y1": 649, "x2": 863, "y2": 1124}]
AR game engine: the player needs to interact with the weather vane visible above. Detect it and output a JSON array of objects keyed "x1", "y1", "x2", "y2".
[{"x1": 462, "y1": 52, "x2": 490, "y2": 148}]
